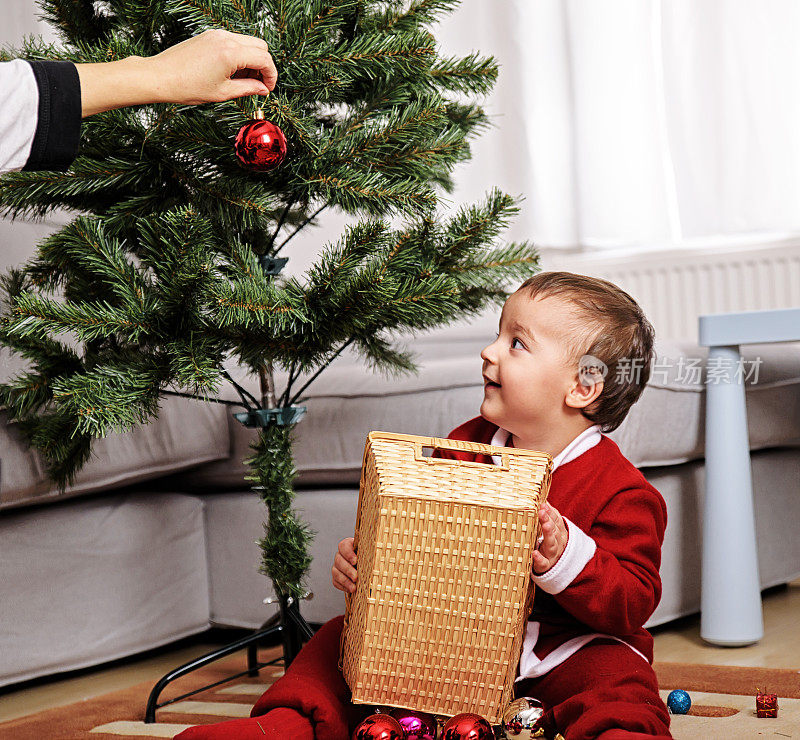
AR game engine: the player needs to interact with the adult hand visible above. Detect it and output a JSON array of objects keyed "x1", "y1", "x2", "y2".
[
  {"x1": 76, "y1": 29, "x2": 278, "y2": 117},
  {"x1": 145, "y1": 28, "x2": 278, "y2": 104}
]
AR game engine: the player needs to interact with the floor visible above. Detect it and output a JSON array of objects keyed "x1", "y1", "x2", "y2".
[
  {"x1": 1, "y1": 580, "x2": 799, "y2": 724},
  {"x1": 649, "y1": 579, "x2": 800, "y2": 669}
]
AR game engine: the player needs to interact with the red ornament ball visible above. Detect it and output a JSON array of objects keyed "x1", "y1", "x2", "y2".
[
  {"x1": 441, "y1": 712, "x2": 494, "y2": 740},
  {"x1": 352, "y1": 713, "x2": 406, "y2": 740},
  {"x1": 234, "y1": 112, "x2": 286, "y2": 171},
  {"x1": 389, "y1": 708, "x2": 437, "y2": 740}
]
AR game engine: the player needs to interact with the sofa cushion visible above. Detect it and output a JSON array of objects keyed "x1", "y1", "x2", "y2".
[
  {"x1": 174, "y1": 333, "x2": 800, "y2": 490},
  {"x1": 610, "y1": 338, "x2": 800, "y2": 467},
  {"x1": 0, "y1": 491, "x2": 210, "y2": 688},
  {"x1": 197, "y1": 445, "x2": 800, "y2": 630},
  {"x1": 0, "y1": 396, "x2": 230, "y2": 510}
]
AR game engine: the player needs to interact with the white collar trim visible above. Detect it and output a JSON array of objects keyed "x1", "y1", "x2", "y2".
[{"x1": 489, "y1": 424, "x2": 602, "y2": 471}]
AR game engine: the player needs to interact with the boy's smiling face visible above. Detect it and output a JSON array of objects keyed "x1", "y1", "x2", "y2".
[{"x1": 480, "y1": 290, "x2": 600, "y2": 443}]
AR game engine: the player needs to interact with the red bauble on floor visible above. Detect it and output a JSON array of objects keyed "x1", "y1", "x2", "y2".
[
  {"x1": 441, "y1": 712, "x2": 494, "y2": 740},
  {"x1": 351, "y1": 713, "x2": 405, "y2": 740}
]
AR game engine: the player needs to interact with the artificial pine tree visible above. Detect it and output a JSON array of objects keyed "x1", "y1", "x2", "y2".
[{"x1": 0, "y1": 0, "x2": 540, "y2": 633}]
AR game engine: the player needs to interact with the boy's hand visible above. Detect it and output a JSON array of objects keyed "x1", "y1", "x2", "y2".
[
  {"x1": 532, "y1": 502, "x2": 568, "y2": 575},
  {"x1": 332, "y1": 537, "x2": 358, "y2": 594}
]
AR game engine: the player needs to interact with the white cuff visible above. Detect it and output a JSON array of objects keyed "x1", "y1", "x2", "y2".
[
  {"x1": 0, "y1": 60, "x2": 38, "y2": 172},
  {"x1": 531, "y1": 517, "x2": 596, "y2": 594}
]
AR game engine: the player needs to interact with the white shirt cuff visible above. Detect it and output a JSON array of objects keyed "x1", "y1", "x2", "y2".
[
  {"x1": 531, "y1": 517, "x2": 596, "y2": 594},
  {"x1": 0, "y1": 60, "x2": 38, "y2": 172}
]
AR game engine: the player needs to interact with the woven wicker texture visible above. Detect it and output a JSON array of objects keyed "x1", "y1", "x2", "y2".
[{"x1": 339, "y1": 431, "x2": 553, "y2": 725}]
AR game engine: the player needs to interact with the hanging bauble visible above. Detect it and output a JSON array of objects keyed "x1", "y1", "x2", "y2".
[
  {"x1": 501, "y1": 697, "x2": 546, "y2": 738},
  {"x1": 234, "y1": 109, "x2": 287, "y2": 171},
  {"x1": 389, "y1": 708, "x2": 437, "y2": 740},
  {"x1": 441, "y1": 712, "x2": 494, "y2": 740},
  {"x1": 351, "y1": 712, "x2": 406, "y2": 740}
]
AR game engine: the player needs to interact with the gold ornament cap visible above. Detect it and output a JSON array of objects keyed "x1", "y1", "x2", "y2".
[{"x1": 253, "y1": 109, "x2": 265, "y2": 120}]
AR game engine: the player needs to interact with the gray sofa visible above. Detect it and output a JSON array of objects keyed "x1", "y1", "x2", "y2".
[{"x1": 2, "y1": 324, "x2": 800, "y2": 689}]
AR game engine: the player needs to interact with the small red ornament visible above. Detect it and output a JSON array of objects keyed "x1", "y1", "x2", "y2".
[
  {"x1": 441, "y1": 712, "x2": 494, "y2": 740},
  {"x1": 234, "y1": 109, "x2": 286, "y2": 171},
  {"x1": 756, "y1": 687, "x2": 778, "y2": 718},
  {"x1": 352, "y1": 712, "x2": 405, "y2": 740}
]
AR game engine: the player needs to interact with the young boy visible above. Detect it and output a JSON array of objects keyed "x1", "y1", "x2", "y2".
[{"x1": 177, "y1": 272, "x2": 671, "y2": 739}]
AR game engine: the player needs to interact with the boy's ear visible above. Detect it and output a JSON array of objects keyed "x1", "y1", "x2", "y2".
[{"x1": 565, "y1": 371, "x2": 604, "y2": 410}]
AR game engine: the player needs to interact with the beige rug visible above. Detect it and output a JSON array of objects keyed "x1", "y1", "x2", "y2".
[
  {"x1": 0, "y1": 653, "x2": 796, "y2": 738},
  {"x1": 654, "y1": 662, "x2": 799, "y2": 738},
  {"x1": 0, "y1": 647, "x2": 284, "y2": 740}
]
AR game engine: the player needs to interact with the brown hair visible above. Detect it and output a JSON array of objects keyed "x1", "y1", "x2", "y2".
[{"x1": 517, "y1": 271, "x2": 655, "y2": 433}]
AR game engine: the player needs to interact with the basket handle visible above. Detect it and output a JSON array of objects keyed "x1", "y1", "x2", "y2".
[{"x1": 412, "y1": 437, "x2": 510, "y2": 471}]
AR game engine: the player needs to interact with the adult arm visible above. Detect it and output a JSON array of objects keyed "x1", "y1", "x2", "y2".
[
  {"x1": 0, "y1": 29, "x2": 277, "y2": 174},
  {"x1": 0, "y1": 59, "x2": 79, "y2": 173}
]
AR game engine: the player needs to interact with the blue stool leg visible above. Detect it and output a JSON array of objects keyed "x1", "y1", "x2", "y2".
[{"x1": 701, "y1": 344, "x2": 763, "y2": 645}]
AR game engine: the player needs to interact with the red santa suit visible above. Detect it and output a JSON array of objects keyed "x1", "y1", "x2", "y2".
[{"x1": 176, "y1": 416, "x2": 672, "y2": 740}]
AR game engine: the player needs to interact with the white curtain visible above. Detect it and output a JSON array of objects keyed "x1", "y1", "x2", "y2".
[{"x1": 437, "y1": 0, "x2": 800, "y2": 252}]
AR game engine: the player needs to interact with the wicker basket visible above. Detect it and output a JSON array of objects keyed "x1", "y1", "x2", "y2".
[{"x1": 338, "y1": 431, "x2": 553, "y2": 725}]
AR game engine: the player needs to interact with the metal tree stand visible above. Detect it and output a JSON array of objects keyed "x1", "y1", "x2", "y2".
[{"x1": 144, "y1": 592, "x2": 316, "y2": 723}]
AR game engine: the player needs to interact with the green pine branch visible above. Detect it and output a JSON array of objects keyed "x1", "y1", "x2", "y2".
[
  {"x1": 36, "y1": 0, "x2": 113, "y2": 46},
  {"x1": 166, "y1": 0, "x2": 258, "y2": 35},
  {"x1": 370, "y1": 0, "x2": 461, "y2": 34},
  {"x1": 0, "y1": 158, "x2": 153, "y2": 220},
  {"x1": 51, "y1": 361, "x2": 163, "y2": 437},
  {"x1": 285, "y1": 0, "x2": 358, "y2": 52},
  {"x1": 17, "y1": 409, "x2": 93, "y2": 488},
  {"x1": 247, "y1": 423, "x2": 314, "y2": 600},
  {"x1": 164, "y1": 335, "x2": 225, "y2": 394},
  {"x1": 212, "y1": 276, "x2": 309, "y2": 331},
  {"x1": 31, "y1": 217, "x2": 149, "y2": 306},
  {"x1": 0, "y1": 0, "x2": 544, "y2": 599},
  {"x1": 8, "y1": 292, "x2": 151, "y2": 343},
  {"x1": 428, "y1": 51, "x2": 498, "y2": 95}
]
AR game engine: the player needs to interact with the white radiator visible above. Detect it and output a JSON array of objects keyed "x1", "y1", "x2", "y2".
[{"x1": 540, "y1": 238, "x2": 800, "y2": 341}]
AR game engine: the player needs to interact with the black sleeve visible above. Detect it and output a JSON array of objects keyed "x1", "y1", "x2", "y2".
[{"x1": 22, "y1": 60, "x2": 81, "y2": 172}]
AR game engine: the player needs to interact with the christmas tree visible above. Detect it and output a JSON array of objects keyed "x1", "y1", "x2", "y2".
[{"x1": 0, "y1": 0, "x2": 541, "y2": 602}]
